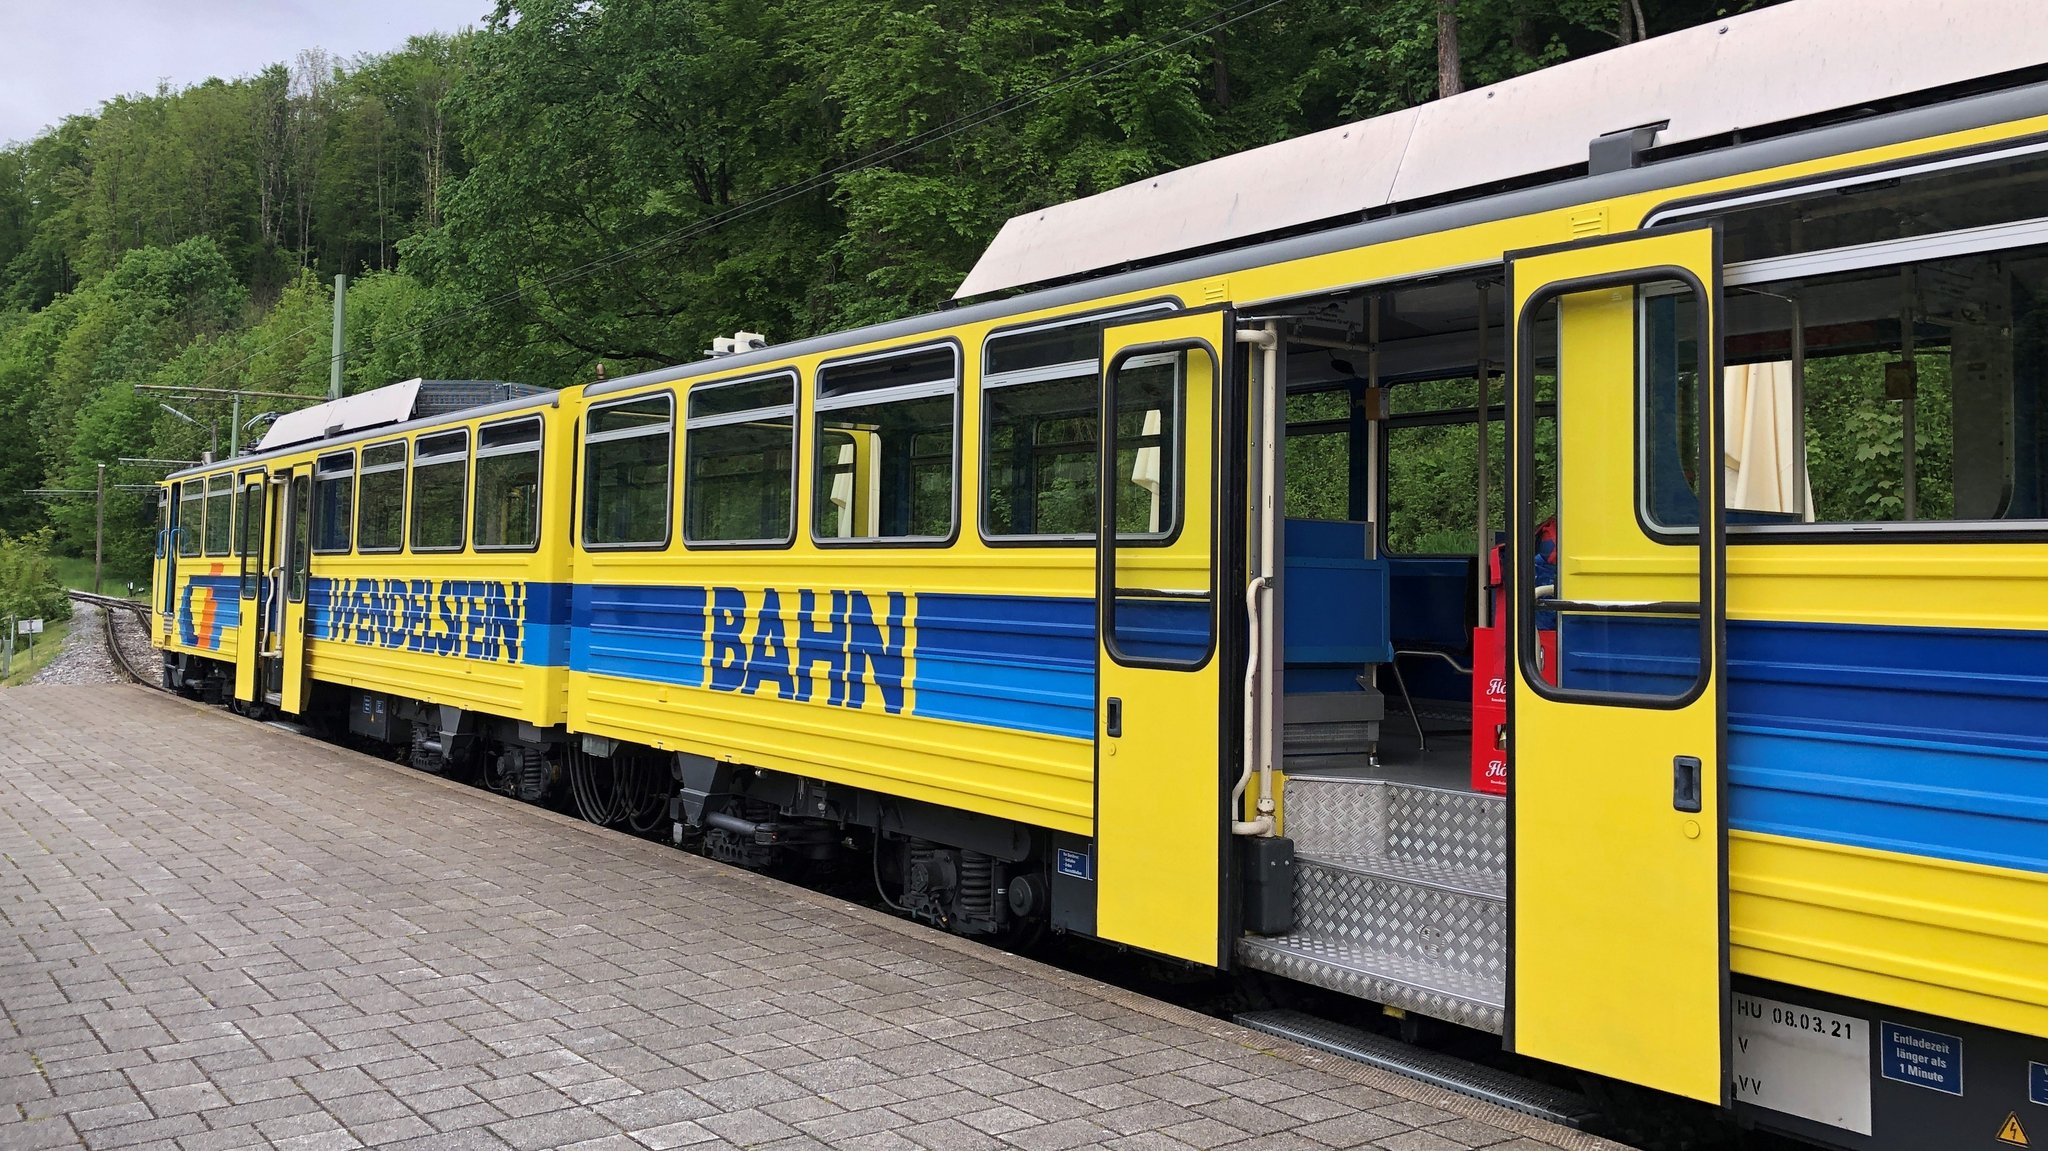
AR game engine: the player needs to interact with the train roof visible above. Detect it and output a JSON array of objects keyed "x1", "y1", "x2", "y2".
[
  {"x1": 166, "y1": 381, "x2": 559, "y2": 480},
  {"x1": 955, "y1": 0, "x2": 2048, "y2": 299},
  {"x1": 254, "y1": 378, "x2": 550, "y2": 452}
]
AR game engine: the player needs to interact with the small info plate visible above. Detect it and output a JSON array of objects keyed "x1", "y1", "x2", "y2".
[{"x1": 1733, "y1": 993, "x2": 1873, "y2": 1136}]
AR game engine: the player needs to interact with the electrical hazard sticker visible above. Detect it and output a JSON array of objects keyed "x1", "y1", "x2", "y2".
[{"x1": 2000, "y1": 1112, "x2": 2028, "y2": 1147}]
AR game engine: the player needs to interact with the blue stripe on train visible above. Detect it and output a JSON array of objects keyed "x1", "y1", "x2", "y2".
[
  {"x1": 306, "y1": 577, "x2": 570, "y2": 667},
  {"x1": 568, "y1": 587, "x2": 1201, "y2": 741},
  {"x1": 1561, "y1": 615, "x2": 2048, "y2": 875},
  {"x1": 570, "y1": 583, "x2": 708, "y2": 687},
  {"x1": 915, "y1": 594, "x2": 1095, "y2": 739}
]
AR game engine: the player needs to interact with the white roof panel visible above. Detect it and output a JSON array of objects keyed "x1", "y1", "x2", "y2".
[
  {"x1": 956, "y1": 0, "x2": 2048, "y2": 299},
  {"x1": 257, "y1": 379, "x2": 422, "y2": 451}
]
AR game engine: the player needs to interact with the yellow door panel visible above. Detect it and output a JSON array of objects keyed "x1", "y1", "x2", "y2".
[
  {"x1": 232, "y1": 476, "x2": 264, "y2": 703},
  {"x1": 1507, "y1": 226, "x2": 1728, "y2": 1104},
  {"x1": 278, "y1": 469, "x2": 313, "y2": 715},
  {"x1": 1095, "y1": 310, "x2": 1230, "y2": 966}
]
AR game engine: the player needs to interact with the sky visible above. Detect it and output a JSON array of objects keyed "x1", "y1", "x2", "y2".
[{"x1": 0, "y1": 0, "x2": 489, "y2": 145}]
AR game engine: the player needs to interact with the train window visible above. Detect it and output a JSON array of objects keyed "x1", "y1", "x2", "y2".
[
  {"x1": 177, "y1": 481, "x2": 202, "y2": 557},
  {"x1": 312, "y1": 451, "x2": 355, "y2": 554},
  {"x1": 1383, "y1": 372, "x2": 1562, "y2": 553},
  {"x1": 1107, "y1": 353, "x2": 1184, "y2": 540},
  {"x1": 289, "y1": 473, "x2": 311, "y2": 603},
  {"x1": 409, "y1": 430, "x2": 469, "y2": 552},
  {"x1": 237, "y1": 476, "x2": 264, "y2": 600},
  {"x1": 981, "y1": 306, "x2": 1173, "y2": 542},
  {"x1": 1102, "y1": 346, "x2": 1208, "y2": 668},
  {"x1": 813, "y1": 345, "x2": 956, "y2": 543},
  {"x1": 475, "y1": 417, "x2": 542, "y2": 551},
  {"x1": 685, "y1": 375, "x2": 794, "y2": 546},
  {"x1": 583, "y1": 394, "x2": 672, "y2": 548},
  {"x1": 1284, "y1": 389, "x2": 1351, "y2": 521},
  {"x1": 1647, "y1": 239, "x2": 2048, "y2": 532},
  {"x1": 356, "y1": 441, "x2": 406, "y2": 552},
  {"x1": 202, "y1": 474, "x2": 233, "y2": 556},
  {"x1": 1710, "y1": 147, "x2": 2048, "y2": 268}
]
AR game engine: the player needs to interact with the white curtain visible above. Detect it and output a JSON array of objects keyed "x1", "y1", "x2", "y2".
[{"x1": 1723, "y1": 361, "x2": 1814, "y2": 519}]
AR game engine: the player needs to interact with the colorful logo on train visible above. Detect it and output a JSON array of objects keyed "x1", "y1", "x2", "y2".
[
  {"x1": 319, "y1": 577, "x2": 530, "y2": 663},
  {"x1": 177, "y1": 571, "x2": 239, "y2": 650}
]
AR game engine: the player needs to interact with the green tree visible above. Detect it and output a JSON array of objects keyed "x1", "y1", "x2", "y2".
[{"x1": 0, "y1": 529, "x2": 72, "y2": 623}]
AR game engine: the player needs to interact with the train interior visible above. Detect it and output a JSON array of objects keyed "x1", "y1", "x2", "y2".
[
  {"x1": 1248, "y1": 186, "x2": 2048, "y2": 1027},
  {"x1": 1241, "y1": 271, "x2": 1520, "y2": 1031},
  {"x1": 1272, "y1": 275, "x2": 1510, "y2": 785}
]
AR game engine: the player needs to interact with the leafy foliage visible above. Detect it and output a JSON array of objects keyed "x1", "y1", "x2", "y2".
[
  {"x1": 0, "y1": 0, "x2": 1797, "y2": 569},
  {"x1": 0, "y1": 529, "x2": 73, "y2": 623}
]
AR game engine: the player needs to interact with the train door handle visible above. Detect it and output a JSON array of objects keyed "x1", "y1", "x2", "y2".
[
  {"x1": 1673, "y1": 755, "x2": 1703, "y2": 814},
  {"x1": 1105, "y1": 697, "x2": 1122, "y2": 738}
]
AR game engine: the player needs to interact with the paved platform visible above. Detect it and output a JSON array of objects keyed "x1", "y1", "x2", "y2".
[{"x1": 0, "y1": 686, "x2": 1631, "y2": 1151}]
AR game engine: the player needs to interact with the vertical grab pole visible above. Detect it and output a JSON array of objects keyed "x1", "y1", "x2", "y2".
[{"x1": 1233, "y1": 322, "x2": 1281, "y2": 837}]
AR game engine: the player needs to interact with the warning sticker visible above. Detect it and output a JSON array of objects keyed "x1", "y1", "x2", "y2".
[
  {"x1": 2000, "y1": 1111, "x2": 2029, "y2": 1147},
  {"x1": 1731, "y1": 994, "x2": 1872, "y2": 1135}
]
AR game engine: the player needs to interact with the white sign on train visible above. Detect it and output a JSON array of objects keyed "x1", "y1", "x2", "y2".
[{"x1": 1731, "y1": 993, "x2": 1872, "y2": 1136}]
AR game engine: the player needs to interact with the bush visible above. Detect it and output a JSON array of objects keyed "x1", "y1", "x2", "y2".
[{"x1": 0, "y1": 529, "x2": 74, "y2": 624}]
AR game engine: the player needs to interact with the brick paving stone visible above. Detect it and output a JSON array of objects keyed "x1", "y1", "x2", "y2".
[{"x1": 0, "y1": 686, "x2": 1633, "y2": 1151}]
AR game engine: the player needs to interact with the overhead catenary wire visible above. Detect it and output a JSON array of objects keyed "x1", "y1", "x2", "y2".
[
  {"x1": 347, "y1": 0, "x2": 1297, "y2": 362},
  {"x1": 157, "y1": 0, "x2": 1293, "y2": 407}
]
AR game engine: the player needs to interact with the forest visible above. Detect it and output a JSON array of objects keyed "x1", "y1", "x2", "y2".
[{"x1": 0, "y1": 0, "x2": 1803, "y2": 580}]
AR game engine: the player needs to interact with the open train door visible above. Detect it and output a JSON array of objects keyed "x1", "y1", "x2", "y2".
[
  {"x1": 231, "y1": 470, "x2": 265, "y2": 706},
  {"x1": 1505, "y1": 225, "x2": 1728, "y2": 1104},
  {"x1": 1094, "y1": 309, "x2": 1233, "y2": 966},
  {"x1": 260, "y1": 466, "x2": 313, "y2": 714}
]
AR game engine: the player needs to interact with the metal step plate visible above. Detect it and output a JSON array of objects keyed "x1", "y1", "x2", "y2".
[
  {"x1": 1288, "y1": 857, "x2": 1506, "y2": 988},
  {"x1": 1237, "y1": 934, "x2": 1505, "y2": 1034},
  {"x1": 1281, "y1": 776, "x2": 1504, "y2": 869},
  {"x1": 1235, "y1": 1008, "x2": 1599, "y2": 1129}
]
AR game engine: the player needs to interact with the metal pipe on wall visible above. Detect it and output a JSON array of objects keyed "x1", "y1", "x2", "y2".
[{"x1": 1233, "y1": 322, "x2": 1282, "y2": 837}]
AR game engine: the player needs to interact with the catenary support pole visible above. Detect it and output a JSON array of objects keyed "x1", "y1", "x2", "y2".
[
  {"x1": 93, "y1": 463, "x2": 105, "y2": 595},
  {"x1": 330, "y1": 273, "x2": 348, "y2": 401}
]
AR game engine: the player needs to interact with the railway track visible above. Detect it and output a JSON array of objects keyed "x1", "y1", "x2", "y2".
[{"x1": 66, "y1": 589, "x2": 160, "y2": 688}]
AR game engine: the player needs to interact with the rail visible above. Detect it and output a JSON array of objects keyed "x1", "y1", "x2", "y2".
[{"x1": 66, "y1": 589, "x2": 161, "y2": 689}]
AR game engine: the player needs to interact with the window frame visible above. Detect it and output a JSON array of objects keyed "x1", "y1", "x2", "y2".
[
  {"x1": 311, "y1": 450, "x2": 356, "y2": 555},
  {"x1": 682, "y1": 372, "x2": 798, "y2": 551},
  {"x1": 1644, "y1": 134, "x2": 2048, "y2": 543},
  {"x1": 237, "y1": 470, "x2": 265, "y2": 600},
  {"x1": 473, "y1": 415, "x2": 545, "y2": 554},
  {"x1": 977, "y1": 301, "x2": 1179, "y2": 547},
  {"x1": 355, "y1": 440, "x2": 407, "y2": 554},
  {"x1": 408, "y1": 429, "x2": 471, "y2": 554},
  {"x1": 1515, "y1": 267, "x2": 1718, "y2": 711},
  {"x1": 177, "y1": 480, "x2": 203, "y2": 558},
  {"x1": 1097, "y1": 338, "x2": 1213, "y2": 672},
  {"x1": 202, "y1": 473, "x2": 234, "y2": 557},
  {"x1": 580, "y1": 390, "x2": 675, "y2": 552},
  {"x1": 810, "y1": 340, "x2": 961, "y2": 549}
]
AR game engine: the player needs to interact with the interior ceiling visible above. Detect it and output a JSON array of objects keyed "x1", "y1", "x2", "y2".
[{"x1": 1279, "y1": 279, "x2": 1501, "y2": 392}]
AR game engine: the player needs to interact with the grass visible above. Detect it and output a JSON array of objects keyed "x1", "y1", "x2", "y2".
[
  {"x1": 50, "y1": 555, "x2": 148, "y2": 599},
  {"x1": 1, "y1": 616, "x2": 73, "y2": 686}
]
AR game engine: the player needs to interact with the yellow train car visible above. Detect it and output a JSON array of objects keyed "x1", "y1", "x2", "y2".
[
  {"x1": 156, "y1": 2, "x2": 2047, "y2": 1145},
  {"x1": 154, "y1": 469, "x2": 249, "y2": 683},
  {"x1": 154, "y1": 382, "x2": 576, "y2": 788}
]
